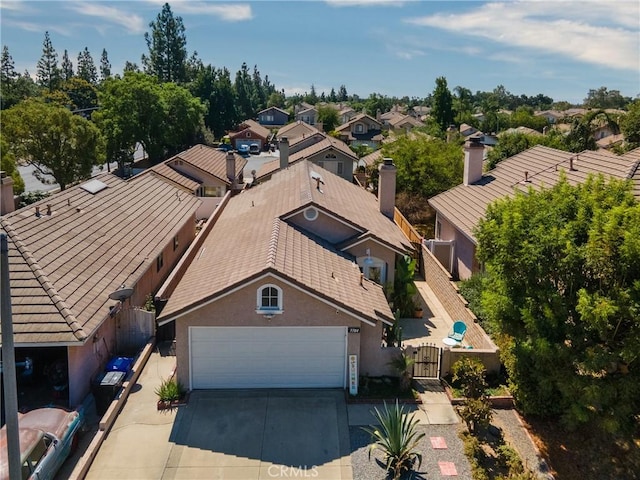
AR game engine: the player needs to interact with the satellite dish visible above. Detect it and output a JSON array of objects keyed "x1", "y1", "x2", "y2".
[{"x1": 108, "y1": 285, "x2": 134, "y2": 301}]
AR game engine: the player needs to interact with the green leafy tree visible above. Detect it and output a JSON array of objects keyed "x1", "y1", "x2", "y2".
[
  {"x1": 142, "y1": 2, "x2": 188, "y2": 83},
  {"x1": 338, "y1": 84, "x2": 348, "y2": 102},
  {"x1": 36, "y1": 31, "x2": 61, "y2": 91},
  {"x1": 99, "y1": 48, "x2": 111, "y2": 82},
  {"x1": 509, "y1": 106, "x2": 549, "y2": 131},
  {"x1": 620, "y1": 100, "x2": 640, "y2": 150},
  {"x1": 61, "y1": 77, "x2": 98, "y2": 111},
  {"x1": 234, "y1": 62, "x2": 254, "y2": 120},
  {"x1": 96, "y1": 72, "x2": 204, "y2": 164},
  {"x1": 0, "y1": 134, "x2": 25, "y2": 195},
  {"x1": 431, "y1": 76, "x2": 453, "y2": 131},
  {"x1": 565, "y1": 109, "x2": 620, "y2": 152},
  {"x1": 362, "y1": 401, "x2": 425, "y2": 480},
  {"x1": 381, "y1": 135, "x2": 463, "y2": 198},
  {"x1": 317, "y1": 104, "x2": 339, "y2": 132},
  {"x1": 1, "y1": 45, "x2": 19, "y2": 109},
  {"x1": 267, "y1": 90, "x2": 285, "y2": 108},
  {"x1": 2, "y1": 99, "x2": 104, "y2": 190},
  {"x1": 584, "y1": 86, "x2": 629, "y2": 109},
  {"x1": 76, "y1": 47, "x2": 98, "y2": 85},
  {"x1": 486, "y1": 131, "x2": 568, "y2": 169},
  {"x1": 475, "y1": 174, "x2": 640, "y2": 432}
]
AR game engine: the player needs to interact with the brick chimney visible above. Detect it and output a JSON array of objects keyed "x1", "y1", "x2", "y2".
[
  {"x1": 0, "y1": 171, "x2": 16, "y2": 215},
  {"x1": 463, "y1": 135, "x2": 484, "y2": 186},
  {"x1": 378, "y1": 158, "x2": 396, "y2": 219},
  {"x1": 226, "y1": 151, "x2": 236, "y2": 189},
  {"x1": 279, "y1": 137, "x2": 289, "y2": 170}
]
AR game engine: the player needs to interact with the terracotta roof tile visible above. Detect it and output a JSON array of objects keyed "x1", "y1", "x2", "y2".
[
  {"x1": 1, "y1": 173, "x2": 200, "y2": 345},
  {"x1": 159, "y1": 160, "x2": 411, "y2": 323},
  {"x1": 429, "y1": 146, "x2": 640, "y2": 244}
]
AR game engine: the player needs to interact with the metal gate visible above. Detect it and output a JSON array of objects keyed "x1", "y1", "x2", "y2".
[{"x1": 412, "y1": 343, "x2": 441, "y2": 379}]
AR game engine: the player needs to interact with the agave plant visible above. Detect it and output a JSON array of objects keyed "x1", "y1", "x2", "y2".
[{"x1": 362, "y1": 400, "x2": 426, "y2": 480}]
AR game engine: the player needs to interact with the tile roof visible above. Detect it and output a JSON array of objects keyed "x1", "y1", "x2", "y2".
[
  {"x1": 146, "y1": 163, "x2": 200, "y2": 192},
  {"x1": 624, "y1": 148, "x2": 640, "y2": 199},
  {"x1": 158, "y1": 160, "x2": 411, "y2": 324},
  {"x1": 258, "y1": 106, "x2": 289, "y2": 116},
  {"x1": 276, "y1": 121, "x2": 321, "y2": 141},
  {"x1": 335, "y1": 113, "x2": 382, "y2": 132},
  {"x1": 170, "y1": 145, "x2": 247, "y2": 184},
  {"x1": 230, "y1": 119, "x2": 271, "y2": 140},
  {"x1": 429, "y1": 146, "x2": 640, "y2": 244},
  {"x1": 257, "y1": 136, "x2": 357, "y2": 179},
  {"x1": 361, "y1": 150, "x2": 383, "y2": 167},
  {"x1": 1, "y1": 173, "x2": 201, "y2": 345}
]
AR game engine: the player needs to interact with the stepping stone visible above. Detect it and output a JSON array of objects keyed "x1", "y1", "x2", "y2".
[
  {"x1": 430, "y1": 436, "x2": 447, "y2": 449},
  {"x1": 438, "y1": 461, "x2": 458, "y2": 476}
]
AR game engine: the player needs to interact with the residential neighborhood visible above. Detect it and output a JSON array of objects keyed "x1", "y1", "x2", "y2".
[{"x1": 1, "y1": 2, "x2": 639, "y2": 480}]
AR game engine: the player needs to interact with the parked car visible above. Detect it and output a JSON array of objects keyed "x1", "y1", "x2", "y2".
[
  {"x1": 249, "y1": 143, "x2": 261, "y2": 155},
  {"x1": 237, "y1": 144, "x2": 250, "y2": 156},
  {"x1": 0, "y1": 407, "x2": 83, "y2": 480}
]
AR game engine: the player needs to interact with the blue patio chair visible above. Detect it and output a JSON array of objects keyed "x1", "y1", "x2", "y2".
[{"x1": 448, "y1": 321, "x2": 467, "y2": 343}]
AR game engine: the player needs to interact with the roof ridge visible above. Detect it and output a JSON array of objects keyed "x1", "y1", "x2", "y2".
[
  {"x1": 266, "y1": 218, "x2": 280, "y2": 268},
  {"x1": 1, "y1": 218, "x2": 88, "y2": 341}
]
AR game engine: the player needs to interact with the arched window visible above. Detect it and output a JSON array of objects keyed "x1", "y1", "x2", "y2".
[{"x1": 256, "y1": 284, "x2": 283, "y2": 313}]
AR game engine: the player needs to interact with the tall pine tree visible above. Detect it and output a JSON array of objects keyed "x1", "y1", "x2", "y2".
[
  {"x1": 142, "y1": 2, "x2": 188, "y2": 83},
  {"x1": 76, "y1": 47, "x2": 98, "y2": 85},
  {"x1": 431, "y1": 76, "x2": 453, "y2": 131},
  {"x1": 61, "y1": 49, "x2": 74, "y2": 81},
  {"x1": 36, "y1": 31, "x2": 61, "y2": 91},
  {"x1": 1, "y1": 46, "x2": 18, "y2": 109},
  {"x1": 99, "y1": 48, "x2": 111, "y2": 82}
]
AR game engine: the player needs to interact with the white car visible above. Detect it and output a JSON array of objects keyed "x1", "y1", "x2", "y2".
[{"x1": 0, "y1": 407, "x2": 83, "y2": 480}]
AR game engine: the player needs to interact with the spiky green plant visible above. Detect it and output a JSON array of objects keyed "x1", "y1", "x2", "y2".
[
  {"x1": 362, "y1": 400, "x2": 426, "y2": 480},
  {"x1": 388, "y1": 351, "x2": 415, "y2": 392},
  {"x1": 154, "y1": 377, "x2": 184, "y2": 402}
]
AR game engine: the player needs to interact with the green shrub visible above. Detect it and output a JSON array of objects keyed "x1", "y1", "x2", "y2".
[{"x1": 154, "y1": 377, "x2": 184, "y2": 402}]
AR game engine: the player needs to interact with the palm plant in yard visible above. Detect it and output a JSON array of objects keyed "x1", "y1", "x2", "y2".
[
  {"x1": 388, "y1": 350, "x2": 415, "y2": 392},
  {"x1": 362, "y1": 400, "x2": 426, "y2": 480}
]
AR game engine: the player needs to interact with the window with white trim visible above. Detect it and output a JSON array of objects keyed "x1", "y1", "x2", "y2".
[
  {"x1": 256, "y1": 284, "x2": 283, "y2": 313},
  {"x1": 357, "y1": 256, "x2": 387, "y2": 284}
]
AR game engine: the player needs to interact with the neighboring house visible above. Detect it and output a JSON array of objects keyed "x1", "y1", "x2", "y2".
[
  {"x1": 387, "y1": 114, "x2": 425, "y2": 133},
  {"x1": 228, "y1": 119, "x2": 272, "y2": 150},
  {"x1": 143, "y1": 145, "x2": 247, "y2": 219},
  {"x1": 427, "y1": 139, "x2": 640, "y2": 280},
  {"x1": 360, "y1": 149, "x2": 383, "y2": 168},
  {"x1": 459, "y1": 123, "x2": 479, "y2": 137},
  {"x1": 596, "y1": 133, "x2": 624, "y2": 150},
  {"x1": 338, "y1": 106, "x2": 357, "y2": 125},
  {"x1": 156, "y1": 159, "x2": 412, "y2": 390},
  {"x1": 276, "y1": 121, "x2": 321, "y2": 143},
  {"x1": 258, "y1": 135, "x2": 358, "y2": 182},
  {"x1": 257, "y1": 107, "x2": 289, "y2": 128},
  {"x1": 378, "y1": 110, "x2": 404, "y2": 126},
  {"x1": 295, "y1": 107, "x2": 318, "y2": 126},
  {"x1": 501, "y1": 126, "x2": 542, "y2": 137},
  {"x1": 534, "y1": 110, "x2": 564, "y2": 124},
  {"x1": 335, "y1": 113, "x2": 384, "y2": 149},
  {"x1": 411, "y1": 105, "x2": 430, "y2": 120},
  {"x1": 0, "y1": 173, "x2": 200, "y2": 406}
]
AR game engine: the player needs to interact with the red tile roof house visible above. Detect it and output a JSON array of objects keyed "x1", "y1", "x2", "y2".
[
  {"x1": 155, "y1": 158, "x2": 413, "y2": 389},
  {"x1": 0, "y1": 173, "x2": 201, "y2": 407},
  {"x1": 144, "y1": 144, "x2": 247, "y2": 218},
  {"x1": 257, "y1": 134, "x2": 358, "y2": 183},
  {"x1": 228, "y1": 119, "x2": 271, "y2": 150},
  {"x1": 427, "y1": 138, "x2": 640, "y2": 280}
]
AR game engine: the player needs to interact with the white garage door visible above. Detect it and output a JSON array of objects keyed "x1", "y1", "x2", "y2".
[{"x1": 190, "y1": 326, "x2": 347, "y2": 389}]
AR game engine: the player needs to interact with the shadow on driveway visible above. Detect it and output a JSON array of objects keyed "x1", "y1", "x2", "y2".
[{"x1": 167, "y1": 389, "x2": 352, "y2": 478}]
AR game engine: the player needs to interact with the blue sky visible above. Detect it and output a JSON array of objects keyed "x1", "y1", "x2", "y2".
[{"x1": 1, "y1": 0, "x2": 638, "y2": 104}]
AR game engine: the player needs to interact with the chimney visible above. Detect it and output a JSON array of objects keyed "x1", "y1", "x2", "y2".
[
  {"x1": 35, "y1": 206, "x2": 40, "y2": 217},
  {"x1": 0, "y1": 171, "x2": 16, "y2": 215},
  {"x1": 463, "y1": 135, "x2": 484, "y2": 186},
  {"x1": 279, "y1": 137, "x2": 289, "y2": 170},
  {"x1": 46, "y1": 204, "x2": 52, "y2": 215},
  {"x1": 226, "y1": 151, "x2": 236, "y2": 189},
  {"x1": 376, "y1": 109, "x2": 381, "y2": 121},
  {"x1": 378, "y1": 158, "x2": 397, "y2": 219}
]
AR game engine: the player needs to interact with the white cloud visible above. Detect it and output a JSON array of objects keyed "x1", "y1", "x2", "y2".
[
  {"x1": 66, "y1": 3, "x2": 146, "y2": 34},
  {"x1": 0, "y1": 1, "x2": 32, "y2": 13},
  {"x1": 325, "y1": 0, "x2": 405, "y2": 7},
  {"x1": 405, "y1": 1, "x2": 639, "y2": 71},
  {"x1": 3, "y1": 19, "x2": 71, "y2": 37},
  {"x1": 145, "y1": 0, "x2": 253, "y2": 21}
]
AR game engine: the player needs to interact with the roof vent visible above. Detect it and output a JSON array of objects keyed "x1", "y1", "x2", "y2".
[{"x1": 80, "y1": 179, "x2": 108, "y2": 194}]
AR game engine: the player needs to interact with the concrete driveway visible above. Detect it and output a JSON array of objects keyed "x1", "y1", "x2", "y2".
[
  {"x1": 85, "y1": 350, "x2": 352, "y2": 480},
  {"x1": 166, "y1": 390, "x2": 352, "y2": 479}
]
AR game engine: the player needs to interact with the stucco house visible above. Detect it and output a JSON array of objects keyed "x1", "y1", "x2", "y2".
[
  {"x1": 276, "y1": 121, "x2": 321, "y2": 143},
  {"x1": 0, "y1": 173, "x2": 200, "y2": 406},
  {"x1": 228, "y1": 119, "x2": 271, "y2": 150},
  {"x1": 143, "y1": 145, "x2": 246, "y2": 218},
  {"x1": 156, "y1": 158, "x2": 412, "y2": 390},
  {"x1": 257, "y1": 135, "x2": 358, "y2": 182},
  {"x1": 427, "y1": 139, "x2": 640, "y2": 280},
  {"x1": 335, "y1": 113, "x2": 384, "y2": 149},
  {"x1": 295, "y1": 107, "x2": 317, "y2": 126},
  {"x1": 257, "y1": 106, "x2": 289, "y2": 128}
]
